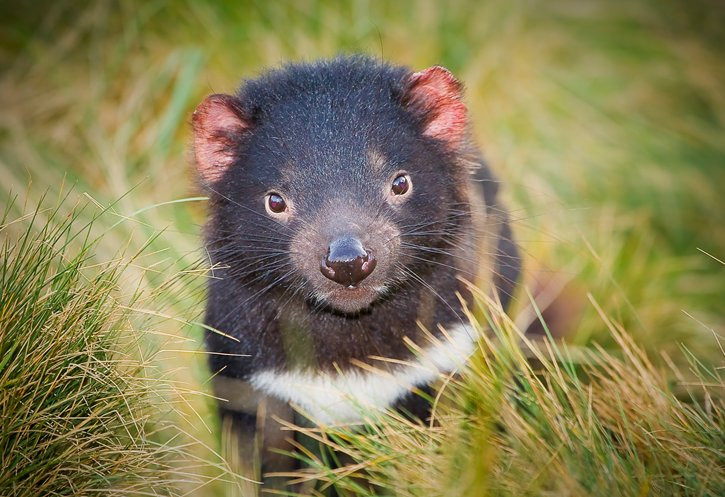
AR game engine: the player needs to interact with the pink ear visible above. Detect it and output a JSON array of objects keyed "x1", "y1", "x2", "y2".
[
  {"x1": 404, "y1": 66, "x2": 467, "y2": 148},
  {"x1": 192, "y1": 94, "x2": 248, "y2": 184}
]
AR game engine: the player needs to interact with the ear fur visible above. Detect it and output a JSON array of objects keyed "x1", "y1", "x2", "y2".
[
  {"x1": 192, "y1": 94, "x2": 248, "y2": 184},
  {"x1": 404, "y1": 66, "x2": 467, "y2": 148}
]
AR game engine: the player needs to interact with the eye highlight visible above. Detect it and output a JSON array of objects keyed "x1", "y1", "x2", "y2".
[
  {"x1": 391, "y1": 174, "x2": 411, "y2": 196},
  {"x1": 265, "y1": 192, "x2": 288, "y2": 215}
]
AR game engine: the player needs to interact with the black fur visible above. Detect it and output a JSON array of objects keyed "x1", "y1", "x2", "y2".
[
  {"x1": 203, "y1": 56, "x2": 519, "y2": 378},
  {"x1": 196, "y1": 55, "x2": 521, "y2": 490}
]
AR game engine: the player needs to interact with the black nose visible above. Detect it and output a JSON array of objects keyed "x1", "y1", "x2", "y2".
[{"x1": 320, "y1": 236, "x2": 377, "y2": 286}]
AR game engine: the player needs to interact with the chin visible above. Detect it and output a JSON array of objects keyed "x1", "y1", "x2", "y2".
[{"x1": 318, "y1": 285, "x2": 381, "y2": 314}]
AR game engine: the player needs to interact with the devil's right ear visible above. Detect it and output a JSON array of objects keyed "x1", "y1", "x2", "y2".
[{"x1": 192, "y1": 94, "x2": 248, "y2": 184}]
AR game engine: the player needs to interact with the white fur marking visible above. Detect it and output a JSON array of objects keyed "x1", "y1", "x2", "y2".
[{"x1": 249, "y1": 323, "x2": 476, "y2": 424}]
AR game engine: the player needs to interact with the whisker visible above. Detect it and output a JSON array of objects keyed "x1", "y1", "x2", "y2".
[
  {"x1": 216, "y1": 267, "x2": 298, "y2": 324},
  {"x1": 207, "y1": 186, "x2": 297, "y2": 234},
  {"x1": 396, "y1": 264, "x2": 469, "y2": 331}
]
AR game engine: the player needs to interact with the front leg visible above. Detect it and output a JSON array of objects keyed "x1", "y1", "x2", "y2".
[{"x1": 214, "y1": 376, "x2": 297, "y2": 495}]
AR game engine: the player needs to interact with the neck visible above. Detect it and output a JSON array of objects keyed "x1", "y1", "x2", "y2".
[{"x1": 261, "y1": 256, "x2": 471, "y2": 373}]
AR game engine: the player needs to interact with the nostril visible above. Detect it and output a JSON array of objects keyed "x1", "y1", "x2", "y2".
[
  {"x1": 320, "y1": 256, "x2": 336, "y2": 280},
  {"x1": 355, "y1": 252, "x2": 377, "y2": 283}
]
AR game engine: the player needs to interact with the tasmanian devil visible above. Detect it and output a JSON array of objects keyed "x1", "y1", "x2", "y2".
[{"x1": 191, "y1": 55, "x2": 520, "y2": 491}]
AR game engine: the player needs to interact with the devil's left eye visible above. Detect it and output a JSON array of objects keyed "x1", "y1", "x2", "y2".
[{"x1": 391, "y1": 174, "x2": 410, "y2": 195}]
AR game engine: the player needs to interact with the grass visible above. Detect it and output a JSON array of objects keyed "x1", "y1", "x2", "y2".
[
  {"x1": 0, "y1": 0, "x2": 723, "y2": 495},
  {"x1": 0, "y1": 193, "x2": 250, "y2": 495},
  {"x1": 286, "y1": 290, "x2": 724, "y2": 496},
  {"x1": 0, "y1": 195, "x2": 180, "y2": 495}
]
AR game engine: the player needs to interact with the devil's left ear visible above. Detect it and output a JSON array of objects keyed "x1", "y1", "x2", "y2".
[
  {"x1": 191, "y1": 93, "x2": 249, "y2": 185},
  {"x1": 403, "y1": 66, "x2": 467, "y2": 149}
]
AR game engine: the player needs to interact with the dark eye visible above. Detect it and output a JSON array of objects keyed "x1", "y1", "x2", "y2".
[
  {"x1": 391, "y1": 174, "x2": 410, "y2": 195},
  {"x1": 266, "y1": 193, "x2": 287, "y2": 214}
]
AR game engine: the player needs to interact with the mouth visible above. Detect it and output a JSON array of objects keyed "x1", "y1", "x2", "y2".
[{"x1": 318, "y1": 284, "x2": 381, "y2": 314}]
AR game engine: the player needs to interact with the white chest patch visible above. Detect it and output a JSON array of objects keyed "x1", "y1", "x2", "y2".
[{"x1": 249, "y1": 323, "x2": 476, "y2": 424}]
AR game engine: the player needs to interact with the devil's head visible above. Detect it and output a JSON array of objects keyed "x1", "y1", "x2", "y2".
[{"x1": 193, "y1": 57, "x2": 475, "y2": 315}]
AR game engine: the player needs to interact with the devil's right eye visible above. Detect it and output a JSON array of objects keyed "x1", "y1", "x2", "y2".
[
  {"x1": 266, "y1": 193, "x2": 287, "y2": 214},
  {"x1": 391, "y1": 174, "x2": 411, "y2": 195}
]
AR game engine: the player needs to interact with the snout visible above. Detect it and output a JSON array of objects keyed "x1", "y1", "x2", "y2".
[
  {"x1": 289, "y1": 209, "x2": 400, "y2": 313},
  {"x1": 320, "y1": 236, "x2": 377, "y2": 287}
]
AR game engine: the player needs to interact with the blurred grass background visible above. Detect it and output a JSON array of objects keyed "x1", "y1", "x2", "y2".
[{"x1": 0, "y1": 0, "x2": 723, "y2": 495}]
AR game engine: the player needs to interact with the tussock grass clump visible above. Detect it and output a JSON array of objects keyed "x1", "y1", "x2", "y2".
[
  {"x1": 289, "y1": 292, "x2": 724, "y2": 496},
  {"x1": 0, "y1": 198, "x2": 180, "y2": 496}
]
